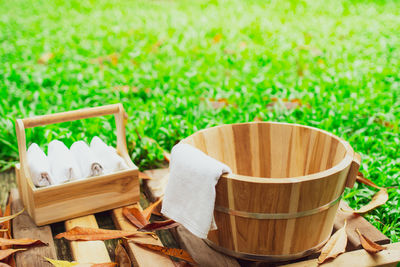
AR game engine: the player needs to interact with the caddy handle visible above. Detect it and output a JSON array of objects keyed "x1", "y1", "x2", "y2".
[
  {"x1": 345, "y1": 152, "x2": 361, "y2": 188},
  {"x1": 21, "y1": 104, "x2": 122, "y2": 128},
  {"x1": 15, "y1": 103, "x2": 133, "y2": 187}
]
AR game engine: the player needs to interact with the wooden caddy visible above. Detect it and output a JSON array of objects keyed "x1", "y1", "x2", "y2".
[{"x1": 14, "y1": 104, "x2": 139, "y2": 226}]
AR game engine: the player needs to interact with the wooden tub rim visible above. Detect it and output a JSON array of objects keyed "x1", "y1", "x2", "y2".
[{"x1": 183, "y1": 121, "x2": 355, "y2": 184}]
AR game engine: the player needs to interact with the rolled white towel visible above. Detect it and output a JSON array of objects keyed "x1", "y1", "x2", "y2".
[
  {"x1": 90, "y1": 136, "x2": 128, "y2": 174},
  {"x1": 48, "y1": 140, "x2": 83, "y2": 183},
  {"x1": 70, "y1": 140, "x2": 103, "y2": 178},
  {"x1": 26, "y1": 143, "x2": 54, "y2": 187}
]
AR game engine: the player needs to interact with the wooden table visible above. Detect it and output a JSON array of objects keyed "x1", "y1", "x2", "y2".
[{"x1": 2, "y1": 169, "x2": 399, "y2": 267}]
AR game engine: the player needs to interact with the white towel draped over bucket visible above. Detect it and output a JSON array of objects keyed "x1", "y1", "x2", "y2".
[
  {"x1": 90, "y1": 136, "x2": 128, "y2": 174},
  {"x1": 26, "y1": 143, "x2": 54, "y2": 187},
  {"x1": 48, "y1": 140, "x2": 83, "y2": 184},
  {"x1": 70, "y1": 140, "x2": 103, "y2": 178},
  {"x1": 161, "y1": 143, "x2": 232, "y2": 239}
]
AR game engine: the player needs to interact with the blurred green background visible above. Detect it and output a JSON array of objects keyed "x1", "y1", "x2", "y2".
[{"x1": 0, "y1": 0, "x2": 399, "y2": 240}]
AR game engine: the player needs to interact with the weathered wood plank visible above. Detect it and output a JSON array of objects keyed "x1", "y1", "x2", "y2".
[
  {"x1": 65, "y1": 215, "x2": 111, "y2": 263},
  {"x1": 0, "y1": 170, "x2": 16, "y2": 208},
  {"x1": 112, "y1": 204, "x2": 175, "y2": 267},
  {"x1": 142, "y1": 168, "x2": 169, "y2": 203},
  {"x1": 11, "y1": 188, "x2": 57, "y2": 267},
  {"x1": 280, "y1": 242, "x2": 400, "y2": 267},
  {"x1": 334, "y1": 201, "x2": 390, "y2": 251},
  {"x1": 96, "y1": 210, "x2": 119, "y2": 262},
  {"x1": 175, "y1": 225, "x2": 240, "y2": 267}
]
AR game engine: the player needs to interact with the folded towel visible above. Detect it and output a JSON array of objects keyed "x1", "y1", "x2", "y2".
[
  {"x1": 70, "y1": 141, "x2": 103, "y2": 178},
  {"x1": 26, "y1": 143, "x2": 54, "y2": 187},
  {"x1": 48, "y1": 140, "x2": 83, "y2": 184},
  {"x1": 161, "y1": 143, "x2": 232, "y2": 239},
  {"x1": 90, "y1": 136, "x2": 128, "y2": 174}
]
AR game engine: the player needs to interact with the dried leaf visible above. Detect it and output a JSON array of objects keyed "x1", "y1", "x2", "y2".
[
  {"x1": 353, "y1": 189, "x2": 389, "y2": 214},
  {"x1": 0, "y1": 209, "x2": 24, "y2": 224},
  {"x1": 91, "y1": 53, "x2": 119, "y2": 66},
  {"x1": 209, "y1": 98, "x2": 229, "y2": 109},
  {"x1": 173, "y1": 262, "x2": 192, "y2": 267},
  {"x1": 55, "y1": 226, "x2": 144, "y2": 241},
  {"x1": 356, "y1": 228, "x2": 387, "y2": 253},
  {"x1": 212, "y1": 34, "x2": 222, "y2": 43},
  {"x1": 122, "y1": 207, "x2": 148, "y2": 228},
  {"x1": 0, "y1": 249, "x2": 26, "y2": 261},
  {"x1": 6, "y1": 255, "x2": 15, "y2": 267},
  {"x1": 0, "y1": 237, "x2": 47, "y2": 247},
  {"x1": 37, "y1": 52, "x2": 54, "y2": 64},
  {"x1": 89, "y1": 264, "x2": 117, "y2": 267},
  {"x1": 163, "y1": 151, "x2": 171, "y2": 163},
  {"x1": 2, "y1": 193, "x2": 12, "y2": 241},
  {"x1": 267, "y1": 98, "x2": 307, "y2": 110},
  {"x1": 45, "y1": 258, "x2": 116, "y2": 267},
  {"x1": 143, "y1": 198, "x2": 163, "y2": 221},
  {"x1": 132, "y1": 242, "x2": 196, "y2": 264},
  {"x1": 374, "y1": 118, "x2": 395, "y2": 129},
  {"x1": 139, "y1": 219, "x2": 179, "y2": 232},
  {"x1": 115, "y1": 243, "x2": 131, "y2": 267},
  {"x1": 239, "y1": 41, "x2": 247, "y2": 49},
  {"x1": 318, "y1": 221, "x2": 347, "y2": 264},
  {"x1": 45, "y1": 257, "x2": 78, "y2": 267},
  {"x1": 0, "y1": 229, "x2": 8, "y2": 232},
  {"x1": 356, "y1": 173, "x2": 383, "y2": 189}
]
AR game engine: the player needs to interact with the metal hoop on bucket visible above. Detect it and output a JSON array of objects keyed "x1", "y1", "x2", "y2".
[
  {"x1": 204, "y1": 236, "x2": 329, "y2": 262},
  {"x1": 214, "y1": 195, "x2": 342, "y2": 220}
]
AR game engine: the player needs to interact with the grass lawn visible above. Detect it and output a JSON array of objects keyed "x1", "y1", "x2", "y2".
[{"x1": 0, "y1": 0, "x2": 399, "y2": 241}]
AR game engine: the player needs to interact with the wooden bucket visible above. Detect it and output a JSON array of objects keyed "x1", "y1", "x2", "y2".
[{"x1": 182, "y1": 122, "x2": 361, "y2": 261}]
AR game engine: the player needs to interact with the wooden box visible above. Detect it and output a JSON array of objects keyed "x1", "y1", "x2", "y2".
[{"x1": 14, "y1": 104, "x2": 139, "y2": 226}]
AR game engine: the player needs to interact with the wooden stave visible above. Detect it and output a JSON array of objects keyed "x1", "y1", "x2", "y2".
[{"x1": 182, "y1": 122, "x2": 357, "y2": 258}]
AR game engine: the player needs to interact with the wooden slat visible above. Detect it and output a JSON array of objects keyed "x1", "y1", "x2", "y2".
[
  {"x1": 280, "y1": 242, "x2": 400, "y2": 267},
  {"x1": 112, "y1": 204, "x2": 175, "y2": 267},
  {"x1": 11, "y1": 188, "x2": 57, "y2": 267},
  {"x1": 174, "y1": 226, "x2": 240, "y2": 267},
  {"x1": 334, "y1": 201, "x2": 390, "y2": 251},
  {"x1": 65, "y1": 215, "x2": 111, "y2": 263}
]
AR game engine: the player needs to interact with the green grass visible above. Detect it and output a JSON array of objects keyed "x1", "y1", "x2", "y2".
[{"x1": 1, "y1": 0, "x2": 399, "y2": 241}]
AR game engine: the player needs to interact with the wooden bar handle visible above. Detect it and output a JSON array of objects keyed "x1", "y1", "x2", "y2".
[
  {"x1": 345, "y1": 152, "x2": 361, "y2": 188},
  {"x1": 21, "y1": 104, "x2": 121, "y2": 128}
]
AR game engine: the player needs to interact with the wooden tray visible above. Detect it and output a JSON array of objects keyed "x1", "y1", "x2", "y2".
[{"x1": 14, "y1": 104, "x2": 139, "y2": 226}]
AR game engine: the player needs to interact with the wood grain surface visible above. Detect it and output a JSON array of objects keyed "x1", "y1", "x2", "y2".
[
  {"x1": 65, "y1": 215, "x2": 111, "y2": 263},
  {"x1": 182, "y1": 122, "x2": 361, "y2": 257},
  {"x1": 11, "y1": 188, "x2": 57, "y2": 267},
  {"x1": 112, "y1": 204, "x2": 175, "y2": 267},
  {"x1": 174, "y1": 225, "x2": 240, "y2": 267},
  {"x1": 334, "y1": 201, "x2": 390, "y2": 251},
  {"x1": 280, "y1": 242, "x2": 400, "y2": 267},
  {"x1": 14, "y1": 104, "x2": 140, "y2": 226}
]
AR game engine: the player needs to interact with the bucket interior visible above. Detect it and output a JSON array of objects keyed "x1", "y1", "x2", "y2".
[{"x1": 184, "y1": 122, "x2": 348, "y2": 178}]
